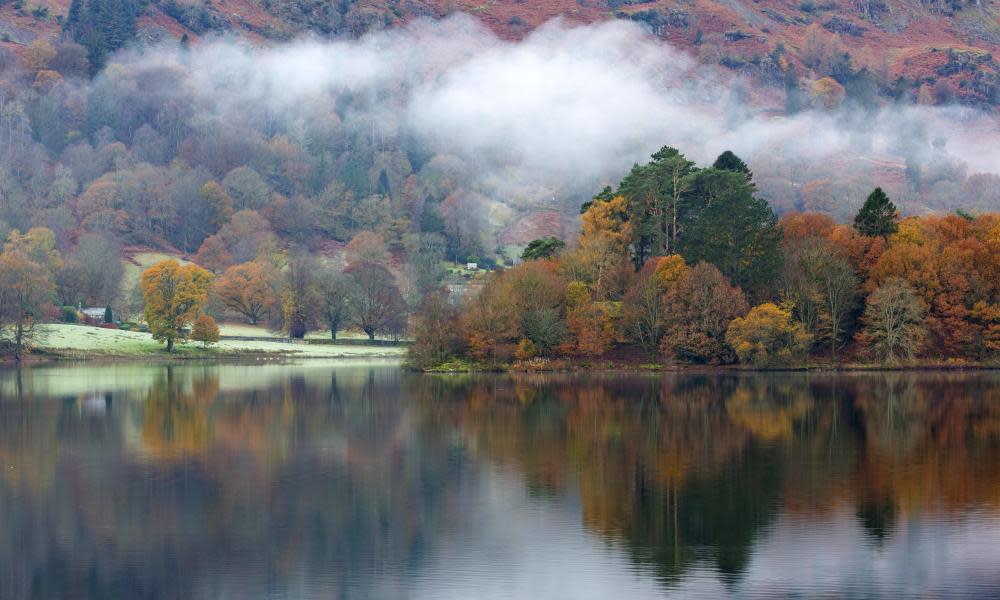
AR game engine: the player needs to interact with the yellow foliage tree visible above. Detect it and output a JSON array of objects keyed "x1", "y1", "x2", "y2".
[
  {"x1": 140, "y1": 260, "x2": 214, "y2": 352},
  {"x1": 581, "y1": 196, "x2": 632, "y2": 252},
  {"x1": 726, "y1": 303, "x2": 813, "y2": 367},
  {"x1": 652, "y1": 254, "x2": 688, "y2": 288}
]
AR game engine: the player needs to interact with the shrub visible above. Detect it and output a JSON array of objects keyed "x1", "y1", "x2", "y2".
[
  {"x1": 61, "y1": 306, "x2": 78, "y2": 323},
  {"x1": 190, "y1": 315, "x2": 220, "y2": 347}
]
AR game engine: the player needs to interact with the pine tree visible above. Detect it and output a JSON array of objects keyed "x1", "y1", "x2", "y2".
[
  {"x1": 712, "y1": 150, "x2": 753, "y2": 181},
  {"x1": 854, "y1": 187, "x2": 898, "y2": 238}
]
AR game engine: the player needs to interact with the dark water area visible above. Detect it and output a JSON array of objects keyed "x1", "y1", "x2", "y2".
[{"x1": 1, "y1": 361, "x2": 999, "y2": 599}]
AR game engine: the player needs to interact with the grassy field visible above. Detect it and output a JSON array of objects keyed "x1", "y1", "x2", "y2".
[
  {"x1": 35, "y1": 324, "x2": 407, "y2": 359},
  {"x1": 217, "y1": 323, "x2": 373, "y2": 341}
]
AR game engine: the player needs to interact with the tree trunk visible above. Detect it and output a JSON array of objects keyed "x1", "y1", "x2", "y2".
[
  {"x1": 166, "y1": 337, "x2": 174, "y2": 353},
  {"x1": 366, "y1": 329, "x2": 375, "y2": 342},
  {"x1": 13, "y1": 320, "x2": 23, "y2": 362}
]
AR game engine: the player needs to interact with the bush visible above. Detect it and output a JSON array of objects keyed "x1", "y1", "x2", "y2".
[
  {"x1": 190, "y1": 315, "x2": 220, "y2": 347},
  {"x1": 726, "y1": 303, "x2": 813, "y2": 367},
  {"x1": 61, "y1": 306, "x2": 79, "y2": 323}
]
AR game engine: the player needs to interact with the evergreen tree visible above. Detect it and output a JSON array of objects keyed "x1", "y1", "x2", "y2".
[
  {"x1": 617, "y1": 146, "x2": 696, "y2": 266},
  {"x1": 64, "y1": 0, "x2": 143, "y2": 73},
  {"x1": 853, "y1": 187, "x2": 898, "y2": 238},
  {"x1": 521, "y1": 237, "x2": 566, "y2": 261},
  {"x1": 711, "y1": 150, "x2": 753, "y2": 181},
  {"x1": 103, "y1": 305, "x2": 113, "y2": 323},
  {"x1": 784, "y1": 64, "x2": 803, "y2": 114},
  {"x1": 678, "y1": 169, "x2": 781, "y2": 296},
  {"x1": 377, "y1": 169, "x2": 391, "y2": 197}
]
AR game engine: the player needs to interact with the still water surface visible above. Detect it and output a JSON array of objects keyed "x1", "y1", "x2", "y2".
[{"x1": 1, "y1": 361, "x2": 999, "y2": 599}]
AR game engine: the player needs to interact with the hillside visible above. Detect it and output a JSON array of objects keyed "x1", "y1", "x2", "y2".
[{"x1": 3, "y1": 0, "x2": 1000, "y2": 107}]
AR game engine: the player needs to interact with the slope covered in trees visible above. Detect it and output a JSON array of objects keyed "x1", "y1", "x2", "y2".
[{"x1": 5, "y1": 0, "x2": 1000, "y2": 108}]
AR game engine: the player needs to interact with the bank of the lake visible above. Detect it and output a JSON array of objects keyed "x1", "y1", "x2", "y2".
[
  {"x1": 422, "y1": 356, "x2": 1000, "y2": 374},
  {"x1": 24, "y1": 323, "x2": 407, "y2": 362}
]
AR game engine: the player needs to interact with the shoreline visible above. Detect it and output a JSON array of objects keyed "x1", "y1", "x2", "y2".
[
  {"x1": 6, "y1": 351, "x2": 998, "y2": 373},
  {"x1": 420, "y1": 359, "x2": 1000, "y2": 374}
]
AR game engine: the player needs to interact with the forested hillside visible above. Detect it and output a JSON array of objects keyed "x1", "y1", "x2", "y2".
[{"x1": 5, "y1": 0, "x2": 1000, "y2": 106}]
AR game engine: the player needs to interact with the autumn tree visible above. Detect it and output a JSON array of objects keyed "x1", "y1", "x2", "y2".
[
  {"x1": 499, "y1": 260, "x2": 568, "y2": 356},
  {"x1": 857, "y1": 277, "x2": 926, "y2": 363},
  {"x1": 563, "y1": 281, "x2": 619, "y2": 357},
  {"x1": 190, "y1": 314, "x2": 220, "y2": 347},
  {"x1": 214, "y1": 261, "x2": 278, "y2": 324},
  {"x1": 811, "y1": 77, "x2": 846, "y2": 110},
  {"x1": 280, "y1": 254, "x2": 322, "y2": 339},
  {"x1": 661, "y1": 262, "x2": 749, "y2": 364},
  {"x1": 463, "y1": 281, "x2": 519, "y2": 362},
  {"x1": 854, "y1": 187, "x2": 898, "y2": 238},
  {"x1": 345, "y1": 231, "x2": 390, "y2": 265},
  {"x1": 621, "y1": 255, "x2": 686, "y2": 359},
  {"x1": 726, "y1": 303, "x2": 812, "y2": 367},
  {"x1": 779, "y1": 212, "x2": 837, "y2": 246},
  {"x1": 57, "y1": 232, "x2": 123, "y2": 307},
  {"x1": 140, "y1": 260, "x2": 214, "y2": 352},
  {"x1": 199, "y1": 181, "x2": 235, "y2": 231},
  {"x1": 0, "y1": 250, "x2": 55, "y2": 360},
  {"x1": 563, "y1": 195, "x2": 633, "y2": 299},
  {"x1": 4, "y1": 227, "x2": 61, "y2": 277},
  {"x1": 406, "y1": 290, "x2": 465, "y2": 369},
  {"x1": 195, "y1": 210, "x2": 276, "y2": 270},
  {"x1": 345, "y1": 261, "x2": 405, "y2": 341},
  {"x1": 782, "y1": 236, "x2": 859, "y2": 358}
]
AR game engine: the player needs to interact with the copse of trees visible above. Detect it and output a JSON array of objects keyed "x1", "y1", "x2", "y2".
[{"x1": 408, "y1": 146, "x2": 1000, "y2": 369}]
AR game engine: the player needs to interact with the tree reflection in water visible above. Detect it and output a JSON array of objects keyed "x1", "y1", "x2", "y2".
[{"x1": 0, "y1": 365, "x2": 999, "y2": 598}]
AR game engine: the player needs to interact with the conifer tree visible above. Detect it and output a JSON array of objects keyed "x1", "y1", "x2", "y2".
[{"x1": 853, "y1": 187, "x2": 898, "y2": 238}]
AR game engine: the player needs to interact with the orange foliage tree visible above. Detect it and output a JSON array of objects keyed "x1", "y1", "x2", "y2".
[
  {"x1": 660, "y1": 262, "x2": 749, "y2": 364},
  {"x1": 214, "y1": 261, "x2": 279, "y2": 324},
  {"x1": 867, "y1": 215, "x2": 1000, "y2": 358},
  {"x1": 190, "y1": 315, "x2": 220, "y2": 347}
]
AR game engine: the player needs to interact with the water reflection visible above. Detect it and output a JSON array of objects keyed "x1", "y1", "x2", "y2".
[{"x1": 1, "y1": 364, "x2": 999, "y2": 598}]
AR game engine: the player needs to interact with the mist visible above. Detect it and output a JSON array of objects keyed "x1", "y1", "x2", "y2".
[
  {"x1": 7, "y1": 13, "x2": 999, "y2": 255},
  {"x1": 151, "y1": 16, "x2": 996, "y2": 209}
]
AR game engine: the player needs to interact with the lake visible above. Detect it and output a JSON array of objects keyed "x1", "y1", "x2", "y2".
[{"x1": 1, "y1": 362, "x2": 999, "y2": 599}]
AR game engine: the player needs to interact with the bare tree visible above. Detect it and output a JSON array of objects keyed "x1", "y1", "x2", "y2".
[
  {"x1": 345, "y1": 261, "x2": 405, "y2": 342},
  {"x1": 858, "y1": 277, "x2": 925, "y2": 364}
]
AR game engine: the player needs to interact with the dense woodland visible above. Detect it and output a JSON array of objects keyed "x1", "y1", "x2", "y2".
[{"x1": 409, "y1": 147, "x2": 1000, "y2": 369}]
